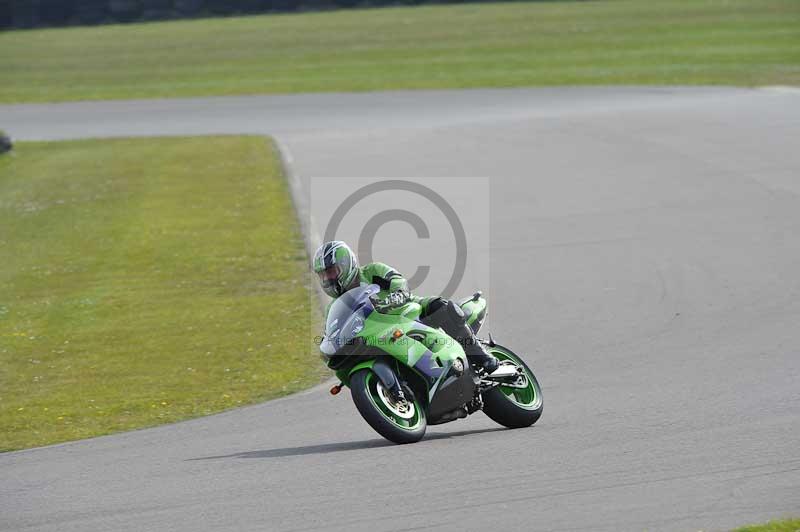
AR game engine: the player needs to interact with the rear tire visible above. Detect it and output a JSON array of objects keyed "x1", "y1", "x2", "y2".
[
  {"x1": 350, "y1": 370, "x2": 427, "y2": 444},
  {"x1": 482, "y1": 345, "x2": 543, "y2": 429}
]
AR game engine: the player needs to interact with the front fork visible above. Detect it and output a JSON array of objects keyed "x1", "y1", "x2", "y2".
[
  {"x1": 369, "y1": 358, "x2": 414, "y2": 406},
  {"x1": 371, "y1": 359, "x2": 403, "y2": 397}
]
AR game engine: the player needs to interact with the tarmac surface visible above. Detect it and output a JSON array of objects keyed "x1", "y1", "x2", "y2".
[{"x1": 1, "y1": 86, "x2": 799, "y2": 531}]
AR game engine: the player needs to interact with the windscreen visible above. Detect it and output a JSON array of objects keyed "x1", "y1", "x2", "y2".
[{"x1": 322, "y1": 284, "x2": 379, "y2": 354}]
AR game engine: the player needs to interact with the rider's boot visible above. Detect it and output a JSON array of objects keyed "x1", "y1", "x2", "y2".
[{"x1": 456, "y1": 323, "x2": 499, "y2": 375}]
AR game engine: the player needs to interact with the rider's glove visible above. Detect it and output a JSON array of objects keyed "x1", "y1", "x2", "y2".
[{"x1": 383, "y1": 290, "x2": 409, "y2": 307}]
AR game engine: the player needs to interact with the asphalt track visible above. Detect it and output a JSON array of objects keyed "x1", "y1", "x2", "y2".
[{"x1": 2, "y1": 87, "x2": 800, "y2": 531}]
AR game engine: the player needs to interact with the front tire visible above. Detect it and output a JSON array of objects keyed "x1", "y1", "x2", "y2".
[
  {"x1": 482, "y1": 345, "x2": 543, "y2": 428},
  {"x1": 350, "y1": 369, "x2": 427, "y2": 444}
]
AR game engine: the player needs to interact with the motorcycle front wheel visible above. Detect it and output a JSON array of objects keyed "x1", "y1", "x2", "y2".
[
  {"x1": 482, "y1": 345, "x2": 543, "y2": 428},
  {"x1": 350, "y1": 369, "x2": 427, "y2": 444}
]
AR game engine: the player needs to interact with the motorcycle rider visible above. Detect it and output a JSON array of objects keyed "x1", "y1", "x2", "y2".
[{"x1": 312, "y1": 240, "x2": 499, "y2": 374}]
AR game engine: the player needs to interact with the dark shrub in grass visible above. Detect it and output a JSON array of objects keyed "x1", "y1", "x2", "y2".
[{"x1": 0, "y1": 131, "x2": 12, "y2": 154}]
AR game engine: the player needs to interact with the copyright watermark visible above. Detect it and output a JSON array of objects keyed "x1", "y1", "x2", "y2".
[{"x1": 309, "y1": 177, "x2": 489, "y2": 300}]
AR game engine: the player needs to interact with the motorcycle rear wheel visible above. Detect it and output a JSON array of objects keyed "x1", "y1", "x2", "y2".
[
  {"x1": 350, "y1": 369, "x2": 427, "y2": 444},
  {"x1": 482, "y1": 345, "x2": 543, "y2": 428}
]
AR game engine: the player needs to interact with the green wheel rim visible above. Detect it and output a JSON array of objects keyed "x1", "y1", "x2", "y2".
[
  {"x1": 364, "y1": 372, "x2": 423, "y2": 430},
  {"x1": 489, "y1": 348, "x2": 542, "y2": 410}
]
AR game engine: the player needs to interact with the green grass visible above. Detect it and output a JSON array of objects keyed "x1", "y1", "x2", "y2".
[
  {"x1": 734, "y1": 518, "x2": 800, "y2": 532},
  {"x1": 0, "y1": 136, "x2": 325, "y2": 451},
  {"x1": 1, "y1": 0, "x2": 798, "y2": 103}
]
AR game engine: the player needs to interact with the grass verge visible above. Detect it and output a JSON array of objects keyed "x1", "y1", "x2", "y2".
[
  {"x1": 734, "y1": 518, "x2": 800, "y2": 532},
  {"x1": 0, "y1": 136, "x2": 325, "y2": 451},
  {"x1": 0, "y1": 0, "x2": 798, "y2": 103}
]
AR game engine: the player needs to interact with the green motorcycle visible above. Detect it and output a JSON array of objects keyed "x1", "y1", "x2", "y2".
[{"x1": 320, "y1": 284, "x2": 543, "y2": 444}]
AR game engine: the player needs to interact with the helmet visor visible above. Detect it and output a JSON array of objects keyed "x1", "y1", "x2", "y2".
[{"x1": 317, "y1": 264, "x2": 342, "y2": 284}]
